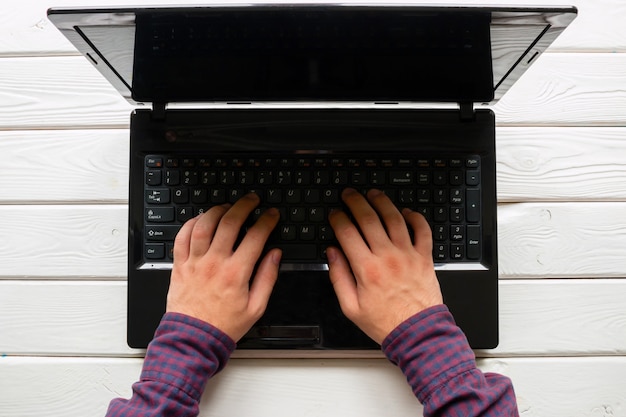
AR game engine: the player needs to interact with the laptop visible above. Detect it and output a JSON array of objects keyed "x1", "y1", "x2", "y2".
[{"x1": 48, "y1": 3, "x2": 576, "y2": 354}]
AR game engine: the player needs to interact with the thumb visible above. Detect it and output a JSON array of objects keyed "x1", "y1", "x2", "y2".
[
  {"x1": 327, "y1": 247, "x2": 359, "y2": 319},
  {"x1": 248, "y1": 248, "x2": 281, "y2": 319}
]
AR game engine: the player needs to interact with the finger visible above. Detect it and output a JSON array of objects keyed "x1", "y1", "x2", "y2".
[
  {"x1": 402, "y1": 208, "x2": 433, "y2": 255},
  {"x1": 341, "y1": 188, "x2": 392, "y2": 251},
  {"x1": 188, "y1": 204, "x2": 230, "y2": 258},
  {"x1": 173, "y1": 215, "x2": 201, "y2": 264},
  {"x1": 210, "y1": 193, "x2": 260, "y2": 256},
  {"x1": 328, "y1": 208, "x2": 371, "y2": 264},
  {"x1": 233, "y1": 207, "x2": 281, "y2": 275},
  {"x1": 366, "y1": 189, "x2": 412, "y2": 248},
  {"x1": 327, "y1": 247, "x2": 359, "y2": 320},
  {"x1": 247, "y1": 248, "x2": 282, "y2": 320}
]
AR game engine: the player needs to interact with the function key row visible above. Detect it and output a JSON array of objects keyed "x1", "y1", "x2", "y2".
[{"x1": 146, "y1": 155, "x2": 480, "y2": 169}]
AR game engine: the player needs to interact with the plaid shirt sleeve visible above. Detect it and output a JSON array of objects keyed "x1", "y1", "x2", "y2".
[
  {"x1": 105, "y1": 312, "x2": 236, "y2": 417},
  {"x1": 382, "y1": 304, "x2": 519, "y2": 417}
]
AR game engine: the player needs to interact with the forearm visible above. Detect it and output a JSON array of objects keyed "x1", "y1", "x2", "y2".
[
  {"x1": 382, "y1": 305, "x2": 519, "y2": 417},
  {"x1": 105, "y1": 313, "x2": 236, "y2": 417}
]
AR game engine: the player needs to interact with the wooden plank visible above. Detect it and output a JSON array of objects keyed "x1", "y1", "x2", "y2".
[
  {"x1": 1, "y1": 54, "x2": 626, "y2": 129},
  {"x1": 2, "y1": 127, "x2": 625, "y2": 204},
  {"x1": 493, "y1": 53, "x2": 626, "y2": 126},
  {"x1": 0, "y1": 202, "x2": 624, "y2": 279},
  {"x1": 1, "y1": 0, "x2": 625, "y2": 56},
  {"x1": 497, "y1": 203, "x2": 626, "y2": 278},
  {"x1": 0, "y1": 129, "x2": 129, "y2": 204},
  {"x1": 0, "y1": 355, "x2": 624, "y2": 417},
  {"x1": 496, "y1": 126, "x2": 626, "y2": 202},
  {"x1": 0, "y1": 56, "x2": 132, "y2": 129},
  {"x1": 0, "y1": 205, "x2": 128, "y2": 279},
  {"x1": 1, "y1": 280, "x2": 625, "y2": 357}
]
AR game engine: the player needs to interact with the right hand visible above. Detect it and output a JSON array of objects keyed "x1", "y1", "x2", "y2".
[{"x1": 327, "y1": 188, "x2": 444, "y2": 344}]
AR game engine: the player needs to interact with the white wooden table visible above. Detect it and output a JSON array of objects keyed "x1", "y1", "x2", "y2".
[{"x1": 1, "y1": 1, "x2": 625, "y2": 415}]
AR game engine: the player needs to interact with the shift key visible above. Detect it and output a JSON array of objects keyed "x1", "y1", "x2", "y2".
[{"x1": 146, "y1": 225, "x2": 181, "y2": 241}]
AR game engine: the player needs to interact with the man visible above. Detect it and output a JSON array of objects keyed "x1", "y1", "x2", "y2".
[{"x1": 106, "y1": 188, "x2": 518, "y2": 416}]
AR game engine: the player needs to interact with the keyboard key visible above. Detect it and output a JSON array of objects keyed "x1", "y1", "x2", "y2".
[
  {"x1": 146, "y1": 170, "x2": 162, "y2": 186},
  {"x1": 466, "y1": 189, "x2": 480, "y2": 223},
  {"x1": 173, "y1": 188, "x2": 189, "y2": 203},
  {"x1": 146, "y1": 189, "x2": 170, "y2": 204},
  {"x1": 145, "y1": 243, "x2": 165, "y2": 259},
  {"x1": 146, "y1": 157, "x2": 162, "y2": 168},
  {"x1": 467, "y1": 170, "x2": 480, "y2": 186},
  {"x1": 451, "y1": 244, "x2": 464, "y2": 259},
  {"x1": 177, "y1": 207, "x2": 193, "y2": 223},
  {"x1": 146, "y1": 225, "x2": 181, "y2": 241},
  {"x1": 191, "y1": 188, "x2": 208, "y2": 204},
  {"x1": 146, "y1": 207, "x2": 174, "y2": 222},
  {"x1": 165, "y1": 170, "x2": 180, "y2": 185},
  {"x1": 299, "y1": 225, "x2": 316, "y2": 240},
  {"x1": 467, "y1": 225, "x2": 481, "y2": 260},
  {"x1": 390, "y1": 171, "x2": 413, "y2": 185},
  {"x1": 286, "y1": 189, "x2": 301, "y2": 203}
]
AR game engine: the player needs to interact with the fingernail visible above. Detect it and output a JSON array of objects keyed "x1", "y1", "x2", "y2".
[
  {"x1": 272, "y1": 249, "x2": 282, "y2": 265},
  {"x1": 343, "y1": 187, "x2": 357, "y2": 195},
  {"x1": 266, "y1": 207, "x2": 280, "y2": 217},
  {"x1": 328, "y1": 208, "x2": 342, "y2": 217},
  {"x1": 368, "y1": 188, "x2": 382, "y2": 197},
  {"x1": 326, "y1": 247, "x2": 337, "y2": 263}
]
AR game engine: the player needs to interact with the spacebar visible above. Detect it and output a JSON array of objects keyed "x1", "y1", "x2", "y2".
[{"x1": 276, "y1": 244, "x2": 318, "y2": 260}]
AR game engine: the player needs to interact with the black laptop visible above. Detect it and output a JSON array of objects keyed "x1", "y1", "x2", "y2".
[{"x1": 48, "y1": 4, "x2": 576, "y2": 353}]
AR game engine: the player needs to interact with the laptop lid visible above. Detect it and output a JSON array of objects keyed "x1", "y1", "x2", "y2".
[{"x1": 48, "y1": 3, "x2": 577, "y2": 109}]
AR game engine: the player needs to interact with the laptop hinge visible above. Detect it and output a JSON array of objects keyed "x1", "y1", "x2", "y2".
[
  {"x1": 459, "y1": 102, "x2": 475, "y2": 122},
  {"x1": 151, "y1": 102, "x2": 167, "y2": 121}
]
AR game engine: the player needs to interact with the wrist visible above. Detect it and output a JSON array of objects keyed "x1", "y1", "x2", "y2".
[
  {"x1": 381, "y1": 304, "x2": 476, "y2": 402},
  {"x1": 141, "y1": 312, "x2": 237, "y2": 400}
]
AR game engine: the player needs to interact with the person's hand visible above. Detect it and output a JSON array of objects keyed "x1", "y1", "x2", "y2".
[
  {"x1": 166, "y1": 193, "x2": 282, "y2": 342},
  {"x1": 327, "y1": 188, "x2": 443, "y2": 344}
]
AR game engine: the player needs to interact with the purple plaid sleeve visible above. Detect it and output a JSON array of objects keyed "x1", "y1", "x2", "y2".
[
  {"x1": 105, "y1": 312, "x2": 236, "y2": 417},
  {"x1": 382, "y1": 305, "x2": 519, "y2": 417}
]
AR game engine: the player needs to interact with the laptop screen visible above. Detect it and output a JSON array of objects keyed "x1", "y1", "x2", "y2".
[
  {"x1": 131, "y1": 9, "x2": 493, "y2": 103},
  {"x1": 49, "y1": 4, "x2": 576, "y2": 105}
]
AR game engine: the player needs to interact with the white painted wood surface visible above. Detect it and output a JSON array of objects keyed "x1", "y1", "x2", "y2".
[{"x1": 0, "y1": 1, "x2": 625, "y2": 416}]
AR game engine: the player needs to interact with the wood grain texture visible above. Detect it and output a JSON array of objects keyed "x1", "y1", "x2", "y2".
[
  {"x1": 0, "y1": 129, "x2": 129, "y2": 203},
  {"x1": 497, "y1": 203, "x2": 626, "y2": 278},
  {"x1": 0, "y1": 205, "x2": 127, "y2": 278},
  {"x1": 496, "y1": 127, "x2": 626, "y2": 202},
  {"x1": 0, "y1": 356, "x2": 624, "y2": 417},
  {"x1": 2, "y1": 127, "x2": 625, "y2": 204},
  {"x1": 1, "y1": 0, "x2": 626, "y2": 57},
  {"x1": 494, "y1": 53, "x2": 626, "y2": 126},
  {"x1": 0, "y1": 56, "x2": 132, "y2": 129},
  {"x1": 1, "y1": 53, "x2": 626, "y2": 129},
  {"x1": 1, "y1": 279, "x2": 625, "y2": 358}
]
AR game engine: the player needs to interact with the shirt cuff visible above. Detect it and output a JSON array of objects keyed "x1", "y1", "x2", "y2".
[
  {"x1": 140, "y1": 312, "x2": 237, "y2": 401},
  {"x1": 381, "y1": 304, "x2": 477, "y2": 403}
]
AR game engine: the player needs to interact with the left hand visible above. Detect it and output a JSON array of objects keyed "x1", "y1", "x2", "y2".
[{"x1": 166, "y1": 193, "x2": 282, "y2": 341}]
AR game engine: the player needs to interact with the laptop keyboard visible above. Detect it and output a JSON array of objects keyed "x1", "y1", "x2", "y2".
[{"x1": 142, "y1": 153, "x2": 482, "y2": 269}]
